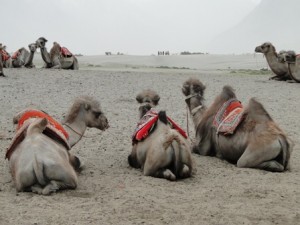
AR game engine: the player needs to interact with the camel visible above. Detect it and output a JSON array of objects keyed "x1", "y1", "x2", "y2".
[
  {"x1": 182, "y1": 78, "x2": 292, "y2": 172},
  {"x1": 7, "y1": 96, "x2": 109, "y2": 195},
  {"x1": 278, "y1": 51, "x2": 300, "y2": 83},
  {"x1": 255, "y1": 42, "x2": 291, "y2": 81},
  {"x1": 0, "y1": 44, "x2": 12, "y2": 76},
  {"x1": 128, "y1": 90, "x2": 193, "y2": 180},
  {"x1": 36, "y1": 37, "x2": 79, "y2": 70},
  {"x1": 11, "y1": 43, "x2": 37, "y2": 68}
]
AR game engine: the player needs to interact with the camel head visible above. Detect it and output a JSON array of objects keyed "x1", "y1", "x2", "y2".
[
  {"x1": 182, "y1": 78, "x2": 206, "y2": 106},
  {"x1": 255, "y1": 42, "x2": 276, "y2": 54},
  {"x1": 36, "y1": 37, "x2": 48, "y2": 48},
  {"x1": 136, "y1": 90, "x2": 160, "y2": 118},
  {"x1": 278, "y1": 50, "x2": 296, "y2": 63},
  {"x1": 64, "y1": 96, "x2": 109, "y2": 131},
  {"x1": 28, "y1": 43, "x2": 37, "y2": 52}
]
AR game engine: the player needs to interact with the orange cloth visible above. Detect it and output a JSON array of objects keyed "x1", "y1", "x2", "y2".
[{"x1": 18, "y1": 110, "x2": 69, "y2": 139}]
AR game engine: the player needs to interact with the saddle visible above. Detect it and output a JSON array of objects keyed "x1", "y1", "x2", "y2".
[
  {"x1": 132, "y1": 109, "x2": 187, "y2": 144},
  {"x1": 5, "y1": 110, "x2": 70, "y2": 160},
  {"x1": 60, "y1": 47, "x2": 73, "y2": 57},
  {"x1": 1, "y1": 50, "x2": 10, "y2": 61},
  {"x1": 11, "y1": 50, "x2": 20, "y2": 60},
  {"x1": 212, "y1": 98, "x2": 244, "y2": 135}
]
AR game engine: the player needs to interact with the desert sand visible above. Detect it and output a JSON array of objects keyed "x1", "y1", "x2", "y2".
[{"x1": 0, "y1": 54, "x2": 299, "y2": 225}]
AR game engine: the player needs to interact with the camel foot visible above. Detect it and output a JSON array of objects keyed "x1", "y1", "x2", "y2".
[
  {"x1": 257, "y1": 160, "x2": 284, "y2": 172},
  {"x1": 179, "y1": 164, "x2": 191, "y2": 179},
  {"x1": 31, "y1": 184, "x2": 43, "y2": 194},
  {"x1": 42, "y1": 181, "x2": 59, "y2": 195},
  {"x1": 154, "y1": 169, "x2": 176, "y2": 181},
  {"x1": 0, "y1": 73, "x2": 6, "y2": 77}
]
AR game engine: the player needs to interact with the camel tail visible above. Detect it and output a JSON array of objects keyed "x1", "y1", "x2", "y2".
[
  {"x1": 279, "y1": 135, "x2": 293, "y2": 171},
  {"x1": 26, "y1": 118, "x2": 48, "y2": 136},
  {"x1": 33, "y1": 154, "x2": 47, "y2": 186}
]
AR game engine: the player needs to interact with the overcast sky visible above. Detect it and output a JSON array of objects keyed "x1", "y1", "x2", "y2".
[{"x1": 2, "y1": 0, "x2": 261, "y2": 55}]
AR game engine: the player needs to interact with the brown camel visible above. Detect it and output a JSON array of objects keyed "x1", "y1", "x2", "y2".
[
  {"x1": 182, "y1": 78, "x2": 292, "y2": 172},
  {"x1": 278, "y1": 51, "x2": 300, "y2": 83},
  {"x1": 128, "y1": 90, "x2": 193, "y2": 180},
  {"x1": 7, "y1": 96, "x2": 109, "y2": 195},
  {"x1": 255, "y1": 42, "x2": 291, "y2": 81},
  {"x1": 36, "y1": 37, "x2": 79, "y2": 70}
]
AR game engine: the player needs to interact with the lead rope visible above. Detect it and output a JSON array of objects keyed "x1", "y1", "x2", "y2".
[{"x1": 186, "y1": 106, "x2": 190, "y2": 137}]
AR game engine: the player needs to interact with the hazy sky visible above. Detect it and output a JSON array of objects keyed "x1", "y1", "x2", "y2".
[{"x1": 2, "y1": 0, "x2": 261, "y2": 55}]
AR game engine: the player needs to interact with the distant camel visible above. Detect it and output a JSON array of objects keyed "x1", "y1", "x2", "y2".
[
  {"x1": 255, "y1": 42, "x2": 291, "y2": 81},
  {"x1": 36, "y1": 37, "x2": 79, "y2": 70},
  {"x1": 11, "y1": 43, "x2": 37, "y2": 68},
  {"x1": 278, "y1": 51, "x2": 300, "y2": 83}
]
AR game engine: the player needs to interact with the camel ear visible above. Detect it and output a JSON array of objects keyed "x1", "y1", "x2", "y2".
[
  {"x1": 152, "y1": 94, "x2": 160, "y2": 105},
  {"x1": 136, "y1": 94, "x2": 143, "y2": 103}
]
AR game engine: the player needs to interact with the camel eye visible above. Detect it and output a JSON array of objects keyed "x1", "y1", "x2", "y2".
[{"x1": 93, "y1": 111, "x2": 102, "y2": 118}]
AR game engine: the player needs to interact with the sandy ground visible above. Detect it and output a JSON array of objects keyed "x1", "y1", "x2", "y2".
[{"x1": 0, "y1": 55, "x2": 299, "y2": 225}]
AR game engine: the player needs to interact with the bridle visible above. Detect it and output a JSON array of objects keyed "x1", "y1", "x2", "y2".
[
  {"x1": 185, "y1": 93, "x2": 203, "y2": 136},
  {"x1": 63, "y1": 123, "x2": 85, "y2": 139}
]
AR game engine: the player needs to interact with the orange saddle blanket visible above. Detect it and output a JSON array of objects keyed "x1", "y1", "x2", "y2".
[
  {"x1": 212, "y1": 98, "x2": 244, "y2": 135},
  {"x1": 61, "y1": 47, "x2": 73, "y2": 57},
  {"x1": 5, "y1": 110, "x2": 70, "y2": 160},
  {"x1": 132, "y1": 109, "x2": 187, "y2": 144}
]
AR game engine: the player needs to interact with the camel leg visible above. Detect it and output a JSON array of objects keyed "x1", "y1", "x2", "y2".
[
  {"x1": 15, "y1": 168, "x2": 36, "y2": 192},
  {"x1": 143, "y1": 150, "x2": 176, "y2": 181},
  {"x1": 31, "y1": 184, "x2": 43, "y2": 194},
  {"x1": 194, "y1": 137, "x2": 212, "y2": 155},
  {"x1": 69, "y1": 153, "x2": 83, "y2": 171},
  {"x1": 128, "y1": 144, "x2": 140, "y2": 168},
  {"x1": 237, "y1": 140, "x2": 284, "y2": 172},
  {"x1": 43, "y1": 162, "x2": 78, "y2": 194}
]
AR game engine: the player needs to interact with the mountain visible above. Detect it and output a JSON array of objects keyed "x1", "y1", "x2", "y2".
[{"x1": 207, "y1": 0, "x2": 300, "y2": 54}]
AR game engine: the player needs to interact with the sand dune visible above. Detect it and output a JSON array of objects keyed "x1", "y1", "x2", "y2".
[{"x1": 0, "y1": 55, "x2": 299, "y2": 224}]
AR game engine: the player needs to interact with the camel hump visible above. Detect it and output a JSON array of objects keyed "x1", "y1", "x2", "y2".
[
  {"x1": 220, "y1": 85, "x2": 236, "y2": 101},
  {"x1": 27, "y1": 118, "x2": 48, "y2": 136},
  {"x1": 158, "y1": 111, "x2": 168, "y2": 124},
  {"x1": 246, "y1": 98, "x2": 273, "y2": 122}
]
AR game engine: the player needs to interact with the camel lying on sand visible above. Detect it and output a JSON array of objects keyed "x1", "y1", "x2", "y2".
[
  {"x1": 0, "y1": 44, "x2": 12, "y2": 76},
  {"x1": 128, "y1": 90, "x2": 193, "y2": 180},
  {"x1": 12, "y1": 43, "x2": 37, "y2": 68},
  {"x1": 36, "y1": 37, "x2": 79, "y2": 70},
  {"x1": 182, "y1": 78, "x2": 292, "y2": 172},
  {"x1": 7, "y1": 96, "x2": 109, "y2": 195},
  {"x1": 278, "y1": 51, "x2": 300, "y2": 83},
  {"x1": 255, "y1": 42, "x2": 291, "y2": 81}
]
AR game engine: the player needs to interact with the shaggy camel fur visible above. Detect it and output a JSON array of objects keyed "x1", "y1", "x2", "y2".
[
  {"x1": 182, "y1": 78, "x2": 292, "y2": 172},
  {"x1": 128, "y1": 90, "x2": 193, "y2": 180},
  {"x1": 8, "y1": 96, "x2": 109, "y2": 195},
  {"x1": 255, "y1": 42, "x2": 291, "y2": 81}
]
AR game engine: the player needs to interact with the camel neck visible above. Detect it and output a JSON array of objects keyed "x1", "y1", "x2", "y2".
[
  {"x1": 40, "y1": 47, "x2": 52, "y2": 66},
  {"x1": 63, "y1": 120, "x2": 87, "y2": 148},
  {"x1": 24, "y1": 51, "x2": 35, "y2": 67}
]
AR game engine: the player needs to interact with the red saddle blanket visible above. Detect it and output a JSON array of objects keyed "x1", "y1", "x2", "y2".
[
  {"x1": 5, "y1": 110, "x2": 70, "y2": 160},
  {"x1": 11, "y1": 50, "x2": 20, "y2": 60},
  {"x1": 61, "y1": 47, "x2": 73, "y2": 57},
  {"x1": 212, "y1": 98, "x2": 244, "y2": 135},
  {"x1": 132, "y1": 109, "x2": 187, "y2": 143},
  {"x1": 1, "y1": 50, "x2": 10, "y2": 61}
]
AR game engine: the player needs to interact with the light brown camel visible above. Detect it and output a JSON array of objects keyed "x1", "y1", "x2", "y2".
[
  {"x1": 35, "y1": 37, "x2": 79, "y2": 70},
  {"x1": 278, "y1": 51, "x2": 300, "y2": 83},
  {"x1": 182, "y1": 78, "x2": 292, "y2": 172},
  {"x1": 128, "y1": 90, "x2": 193, "y2": 180},
  {"x1": 7, "y1": 96, "x2": 109, "y2": 195},
  {"x1": 255, "y1": 42, "x2": 291, "y2": 81},
  {"x1": 12, "y1": 43, "x2": 37, "y2": 68}
]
